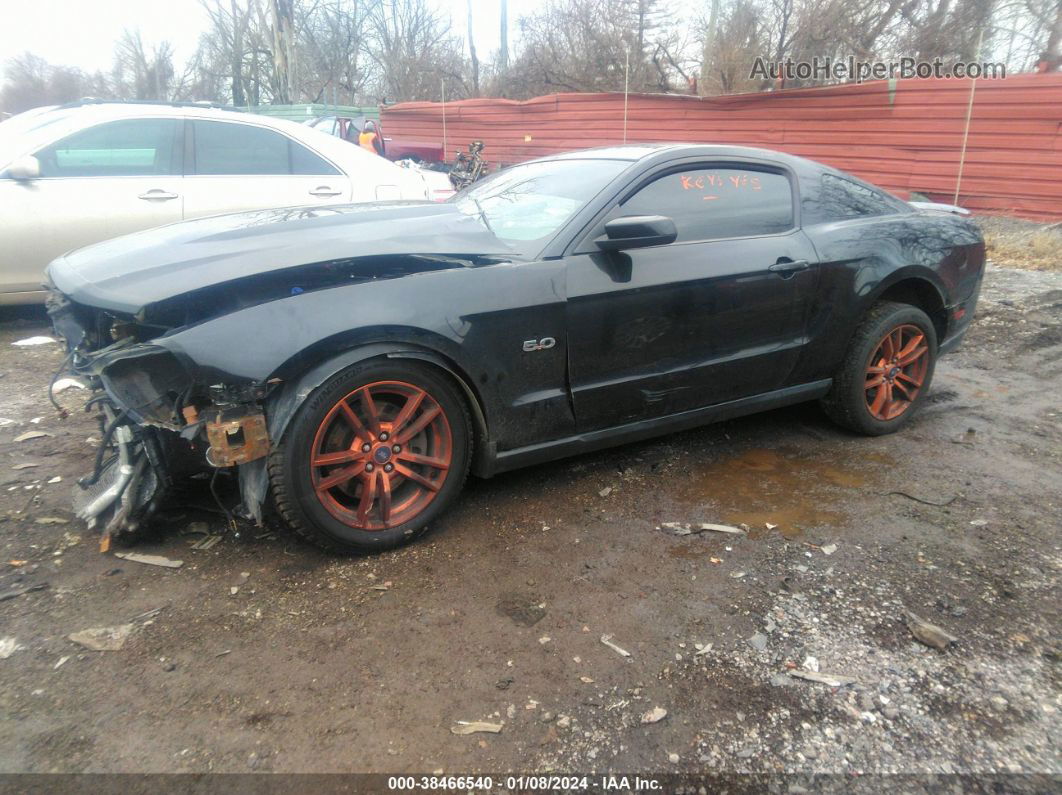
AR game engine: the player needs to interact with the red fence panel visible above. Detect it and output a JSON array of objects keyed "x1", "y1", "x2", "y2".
[{"x1": 381, "y1": 74, "x2": 1062, "y2": 222}]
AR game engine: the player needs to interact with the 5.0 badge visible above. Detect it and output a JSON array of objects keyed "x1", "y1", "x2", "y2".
[{"x1": 522, "y1": 337, "x2": 556, "y2": 352}]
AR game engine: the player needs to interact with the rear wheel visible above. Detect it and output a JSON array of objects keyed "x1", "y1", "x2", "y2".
[
  {"x1": 270, "y1": 360, "x2": 472, "y2": 553},
  {"x1": 821, "y1": 301, "x2": 937, "y2": 435}
]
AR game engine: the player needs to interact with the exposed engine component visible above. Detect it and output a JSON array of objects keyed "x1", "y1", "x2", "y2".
[{"x1": 205, "y1": 409, "x2": 270, "y2": 467}]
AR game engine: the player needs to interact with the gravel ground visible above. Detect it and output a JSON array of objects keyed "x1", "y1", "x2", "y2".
[{"x1": 0, "y1": 263, "x2": 1059, "y2": 780}]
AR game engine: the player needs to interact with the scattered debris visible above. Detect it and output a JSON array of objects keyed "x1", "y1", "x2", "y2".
[
  {"x1": 14, "y1": 431, "x2": 53, "y2": 442},
  {"x1": 113, "y1": 552, "x2": 184, "y2": 569},
  {"x1": 748, "y1": 633, "x2": 768, "y2": 651},
  {"x1": 788, "y1": 670, "x2": 858, "y2": 687},
  {"x1": 11, "y1": 463, "x2": 39, "y2": 470},
  {"x1": 729, "y1": 571, "x2": 746, "y2": 579},
  {"x1": 641, "y1": 706, "x2": 667, "y2": 724},
  {"x1": 0, "y1": 582, "x2": 48, "y2": 602},
  {"x1": 694, "y1": 643, "x2": 714, "y2": 657},
  {"x1": 47, "y1": 476, "x2": 61, "y2": 484},
  {"x1": 370, "y1": 581, "x2": 393, "y2": 591},
  {"x1": 130, "y1": 606, "x2": 166, "y2": 623},
  {"x1": 765, "y1": 522, "x2": 778, "y2": 530},
  {"x1": 821, "y1": 543, "x2": 838, "y2": 556},
  {"x1": 54, "y1": 656, "x2": 70, "y2": 669},
  {"x1": 11, "y1": 336, "x2": 56, "y2": 346},
  {"x1": 709, "y1": 557, "x2": 722, "y2": 564},
  {"x1": 495, "y1": 677, "x2": 514, "y2": 690},
  {"x1": 887, "y1": 490, "x2": 957, "y2": 507},
  {"x1": 905, "y1": 610, "x2": 958, "y2": 650},
  {"x1": 538, "y1": 636, "x2": 551, "y2": 645},
  {"x1": 191, "y1": 534, "x2": 223, "y2": 550},
  {"x1": 51, "y1": 377, "x2": 86, "y2": 393},
  {"x1": 579, "y1": 676, "x2": 595, "y2": 684},
  {"x1": 229, "y1": 586, "x2": 240, "y2": 596},
  {"x1": 68, "y1": 624, "x2": 134, "y2": 651},
  {"x1": 803, "y1": 655, "x2": 820, "y2": 672},
  {"x1": 668, "y1": 752, "x2": 680, "y2": 764},
  {"x1": 35, "y1": 516, "x2": 68, "y2": 525},
  {"x1": 600, "y1": 633, "x2": 631, "y2": 657},
  {"x1": 598, "y1": 486, "x2": 613, "y2": 497},
  {"x1": 662, "y1": 521, "x2": 745, "y2": 536},
  {"x1": 215, "y1": 650, "x2": 232, "y2": 658},
  {"x1": 451, "y1": 721, "x2": 503, "y2": 735},
  {"x1": 0, "y1": 637, "x2": 24, "y2": 659},
  {"x1": 969, "y1": 519, "x2": 988, "y2": 527},
  {"x1": 496, "y1": 594, "x2": 547, "y2": 627}
]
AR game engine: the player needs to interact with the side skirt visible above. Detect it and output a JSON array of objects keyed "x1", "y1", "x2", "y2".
[{"x1": 482, "y1": 379, "x2": 833, "y2": 477}]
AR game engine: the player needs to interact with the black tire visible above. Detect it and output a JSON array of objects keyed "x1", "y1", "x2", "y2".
[
  {"x1": 821, "y1": 301, "x2": 938, "y2": 436},
  {"x1": 269, "y1": 359, "x2": 472, "y2": 554}
]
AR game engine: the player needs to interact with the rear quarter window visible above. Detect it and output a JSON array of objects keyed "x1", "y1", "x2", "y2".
[{"x1": 817, "y1": 174, "x2": 908, "y2": 220}]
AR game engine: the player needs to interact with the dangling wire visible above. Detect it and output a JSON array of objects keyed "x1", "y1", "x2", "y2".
[{"x1": 47, "y1": 349, "x2": 75, "y2": 419}]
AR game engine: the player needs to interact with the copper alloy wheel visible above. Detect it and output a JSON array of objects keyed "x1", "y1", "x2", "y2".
[
  {"x1": 864, "y1": 324, "x2": 930, "y2": 421},
  {"x1": 309, "y1": 381, "x2": 453, "y2": 531}
]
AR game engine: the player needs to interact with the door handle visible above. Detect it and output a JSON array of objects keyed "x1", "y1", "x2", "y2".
[
  {"x1": 138, "y1": 189, "x2": 179, "y2": 201},
  {"x1": 309, "y1": 186, "x2": 343, "y2": 197},
  {"x1": 768, "y1": 258, "x2": 810, "y2": 277}
]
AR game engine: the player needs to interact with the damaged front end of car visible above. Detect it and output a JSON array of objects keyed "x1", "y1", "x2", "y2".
[{"x1": 47, "y1": 290, "x2": 277, "y2": 551}]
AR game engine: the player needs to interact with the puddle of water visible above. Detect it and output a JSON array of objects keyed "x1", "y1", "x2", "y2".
[{"x1": 669, "y1": 446, "x2": 891, "y2": 538}]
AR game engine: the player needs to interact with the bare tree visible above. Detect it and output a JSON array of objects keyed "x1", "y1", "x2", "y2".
[
  {"x1": 505, "y1": 0, "x2": 684, "y2": 98},
  {"x1": 271, "y1": 0, "x2": 296, "y2": 102},
  {"x1": 298, "y1": 0, "x2": 378, "y2": 103},
  {"x1": 366, "y1": 0, "x2": 468, "y2": 102},
  {"x1": 0, "y1": 53, "x2": 94, "y2": 113},
  {"x1": 111, "y1": 30, "x2": 178, "y2": 100}
]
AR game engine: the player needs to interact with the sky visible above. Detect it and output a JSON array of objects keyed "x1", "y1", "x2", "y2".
[{"x1": 0, "y1": 0, "x2": 540, "y2": 80}]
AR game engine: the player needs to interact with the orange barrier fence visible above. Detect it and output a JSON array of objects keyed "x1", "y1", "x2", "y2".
[{"x1": 381, "y1": 74, "x2": 1062, "y2": 221}]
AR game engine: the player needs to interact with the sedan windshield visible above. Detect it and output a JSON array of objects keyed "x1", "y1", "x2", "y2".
[{"x1": 453, "y1": 158, "x2": 630, "y2": 256}]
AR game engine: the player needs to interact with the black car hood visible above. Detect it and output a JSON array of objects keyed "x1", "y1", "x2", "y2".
[{"x1": 47, "y1": 201, "x2": 517, "y2": 317}]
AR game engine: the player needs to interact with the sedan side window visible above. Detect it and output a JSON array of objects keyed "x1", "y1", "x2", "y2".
[
  {"x1": 192, "y1": 120, "x2": 339, "y2": 176},
  {"x1": 620, "y1": 167, "x2": 793, "y2": 242},
  {"x1": 35, "y1": 119, "x2": 180, "y2": 178}
]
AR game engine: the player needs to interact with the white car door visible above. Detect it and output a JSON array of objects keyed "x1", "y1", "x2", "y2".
[
  {"x1": 180, "y1": 119, "x2": 352, "y2": 218},
  {"x1": 1, "y1": 117, "x2": 183, "y2": 296}
]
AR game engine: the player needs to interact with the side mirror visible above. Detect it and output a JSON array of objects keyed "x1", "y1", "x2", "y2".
[
  {"x1": 7, "y1": 155, "x2": 40, "y2": 181},
  {"x1": 596, "y1": 215, "x2": 677, "y2": 251}
]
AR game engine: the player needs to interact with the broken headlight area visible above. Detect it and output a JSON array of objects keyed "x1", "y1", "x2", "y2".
[{"x1": 55, "y1": 337, "x2": 278, "y2": 550}]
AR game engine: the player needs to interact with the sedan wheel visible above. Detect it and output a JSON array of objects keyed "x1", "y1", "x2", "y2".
[{"x1": 271, "y1": 362, "x2": 471, "y2": 553}]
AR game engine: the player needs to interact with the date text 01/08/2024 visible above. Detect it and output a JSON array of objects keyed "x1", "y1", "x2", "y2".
[{"x1": 385, "y1": 775, "x2": 663, "y2": 791}]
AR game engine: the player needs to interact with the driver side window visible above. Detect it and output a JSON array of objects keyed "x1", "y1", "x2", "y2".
[
  {"x1": 35, "y1": 119, "x2": 180, "y2": 178},
  {"x1": 620, "y1": 167, "x2": 794, "y2": 242}
]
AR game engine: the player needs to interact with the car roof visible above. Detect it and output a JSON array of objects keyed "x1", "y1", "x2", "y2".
[{"x1": 528, "y1": 143, "x2": 825, "y2": 173}]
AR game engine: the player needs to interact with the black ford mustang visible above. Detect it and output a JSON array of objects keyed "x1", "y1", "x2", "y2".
[{"x1": 45, "y1": 144, "x2": 984, "y2": 553}]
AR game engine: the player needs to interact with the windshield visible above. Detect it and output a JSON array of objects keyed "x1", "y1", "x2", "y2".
[{"x1": 453, "y1": 158, "x2": 630, "y2": 256}]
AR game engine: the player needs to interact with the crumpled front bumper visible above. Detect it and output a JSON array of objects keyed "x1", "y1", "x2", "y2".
[{"x1": 47, "y1": 290, "x2": 276, "y2": 548}]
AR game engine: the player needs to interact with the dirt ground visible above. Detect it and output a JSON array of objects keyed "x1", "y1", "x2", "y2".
[{"x1": 0, "y1": 261, "x2": 1059, "y2": 779}]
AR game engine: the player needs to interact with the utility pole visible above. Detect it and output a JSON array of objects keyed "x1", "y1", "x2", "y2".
[
  {"x1": 467, "y1": 0, "x2": 480, "y2": 96},
  {"x1": 500, "y1": 0, "x2": 509, "y2": 70}
]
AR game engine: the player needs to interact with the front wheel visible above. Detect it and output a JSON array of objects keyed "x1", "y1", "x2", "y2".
[
  {"x1": 269, "y1": 360, "x2": 472, "y2": 553},
  {"x1": 821, "y1": 301, "x2": 938, "y2": 436}
]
